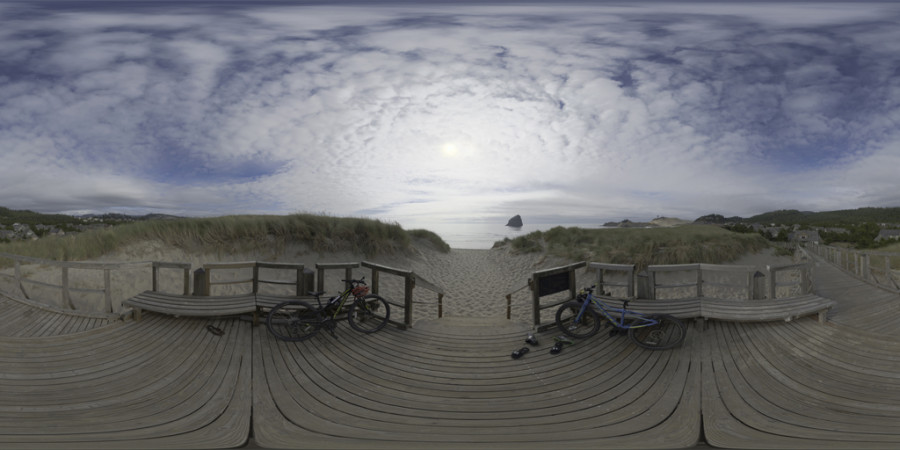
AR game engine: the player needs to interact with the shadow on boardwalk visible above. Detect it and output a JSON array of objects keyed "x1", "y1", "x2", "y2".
[{"x1": 1, "y1": 250, "x2": 899, "y2": 449}]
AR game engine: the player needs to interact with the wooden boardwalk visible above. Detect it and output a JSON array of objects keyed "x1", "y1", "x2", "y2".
[
  {"x1": 703, "y1": 320, "x2": 900, "y2": 449},
  {"x1": 0, "y1": 294, "x2": 118, "y2": 337},
  {"x1": 807, "y1": 253, "x2": 900, "y2": 335},
  {"x1": 0, "y1": 312, "x2": 251, "y2": 449},
  {"x1": 253, "y1": 318, "x2": 701, "y2": 449},
  {"x1": 1, "y1": 251, "x2": 900, "y2": 448}
]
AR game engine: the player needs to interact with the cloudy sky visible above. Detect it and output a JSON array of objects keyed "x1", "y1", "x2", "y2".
[{"x1": 2, "y1": 1, "x2": 899, "y2": 229}]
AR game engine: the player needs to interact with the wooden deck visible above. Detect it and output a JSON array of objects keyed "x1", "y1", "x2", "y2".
[
  {"x1": 252, "y1": 318, "x2": 701, "y2": 449},
  {"x1": 0, "y1": 313, "x2": 251, "y2": 449},
  {"x1": 703, "y1": 320, "x2": 900, "y2": 449},
  {"x1": 808, "y1": 252, "x2": 900, "y2": 335},
  {"x1": 0, "y1": 294, "x2": 119, "y2": 337},
  {"x1": 1, "y1": 250, "x2": 900, "y2": 448}
]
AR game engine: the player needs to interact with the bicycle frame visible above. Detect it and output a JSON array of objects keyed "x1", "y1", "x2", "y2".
[
  {"x1": 317, "y1": 282, "x2": 369, "y2": 320},
  {"x1": 576, "y1": 292, "x2": 658, "y2": 329}
]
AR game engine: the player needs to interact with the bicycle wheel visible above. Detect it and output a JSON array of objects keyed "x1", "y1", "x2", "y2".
[
  {"x1": 556, "y1": 301, "x2": 601, "y2": 339},
  {"x1": 347, "y1": 294, "x2": 390, "y2": 333},
  {"x1": 628, "y1": 314, "x2": 686, "y2": 350},
  {"x1": 266, "y1": 301, "x2": 321, "y2": 341}
]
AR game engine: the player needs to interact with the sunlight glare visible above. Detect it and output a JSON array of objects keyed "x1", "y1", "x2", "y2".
[{"x1": 441, "y1": 143, "x2": 460, "y2": 158}]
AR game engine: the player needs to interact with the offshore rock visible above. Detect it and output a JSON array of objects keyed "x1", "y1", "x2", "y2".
[{"x1": 506, "y1": 215, "x2": 523, "y2": 227}]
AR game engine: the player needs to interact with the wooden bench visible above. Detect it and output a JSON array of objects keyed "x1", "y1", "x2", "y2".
[
  {"x1": 702, "y1": 294, "x2": 834, "y2": 324},
  {"x1": 125, "y1": 291, "x2": 324, "y2": 325},
  {"x1": 125, "y1": 291, "x2": 257, "y2": 320},
  {"x1": 590, "y1": 295, "x2": 833, "y2": 325},
  {"x1": 620, "y1": 297, "x2": 702, "y2": 320}
]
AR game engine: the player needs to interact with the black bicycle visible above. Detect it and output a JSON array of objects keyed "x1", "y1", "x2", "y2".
[{"x1": 266, "y1": 278, "x2": 390, "y2": 341}]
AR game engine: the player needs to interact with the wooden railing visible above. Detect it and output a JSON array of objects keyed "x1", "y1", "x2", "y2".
[
  {"x1": 806, "y1": 243, "x2": 900, "y2": 293},
  {"x1": 0, "y1": 252, "x2": 148, "y2": 316},
  {"x1": 526, "y1": 259, "x2": 813, "y2": 329},
  {"x1": 192, "y1": 260, "x2": 442, "y2": 328},
  {"x1": 1, "y1": 254, "x2": 443, "y2": 328},
  {"x1": 195, "y1": 261, "x2": 310, "y2": 296},
  {"x1": 528, "y1": 262, "x2": 586, "y2": 327},
  {"x1": 152, "y1": 262, "x2": 191, "y2": 295},
  {"x1": 591, "y1": 263, "x2": 635, "y2": 298}
]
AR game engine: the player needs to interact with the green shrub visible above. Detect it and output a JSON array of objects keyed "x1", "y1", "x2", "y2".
[
  {"x1": 496, "y1": 225, "x2": 769, "y2": 268},
  {"x1": 0, "y1": 214, "x2": 449, "y2": 264},
  {"x1": 408, "y1": 229, "x2": 451, "y2": 253}
]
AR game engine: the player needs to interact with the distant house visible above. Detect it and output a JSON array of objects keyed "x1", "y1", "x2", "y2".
[
  {"x1": 875, "y1": 229, "x2": 900, "y2": 242},
  {"x1": 790, "y1": 230, "x2": 821, "y2": 244}
]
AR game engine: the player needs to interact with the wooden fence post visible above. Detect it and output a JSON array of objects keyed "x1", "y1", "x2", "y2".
[
  {"x1": 252, "y1": 264, "x2": 260, "y2": 294},
  {"x1": 316, "y1": 266, "x2": 325, "y2": 293},
  {"x1": 152, "y1": 263, "x2": 159, "y2": 292},
  {"x1": 404, "y1": 274, "x2": 415, "y2": 327},
  {"x1": 61, "y1": 267, "x2": 73, "y2": 309},
  {"x1": 371, "y1": 269, "x2": 380, "y2": 295},
  {"x1": 766, "y1": 265, "x2": 776, "y2": 300},
  {"x1": 862, "y1": 254, "x2": 870, "y2": 281},
  {"x1": 104, "y1": 268, "x2": 112, "y2": 313},
  {"x1": 798, "y1": 265, "x2": 807, "y2": 294},
  {"x1": 696, "y1": 267, "x2": 703, "y2": 298}
]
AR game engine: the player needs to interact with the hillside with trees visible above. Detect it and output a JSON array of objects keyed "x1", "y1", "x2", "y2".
[{"x1": 743, "y1": 207, "x2": 900, "y2": 226}]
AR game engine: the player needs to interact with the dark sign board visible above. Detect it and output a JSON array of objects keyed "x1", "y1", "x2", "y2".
[{"x1": 537, "y1": 271, "x2": 572, "y2": 297}]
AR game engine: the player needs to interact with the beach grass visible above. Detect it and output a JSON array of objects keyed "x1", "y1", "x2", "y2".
[
  {"x1": 0, "y1": 214, "x2": 449, "y2": 264},
  {"x1": 495, "y1": 224, "x2": 769, "y2": 268}
]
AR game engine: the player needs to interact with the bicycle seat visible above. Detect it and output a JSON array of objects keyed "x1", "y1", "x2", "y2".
[{"x1": 308, "y1": 291, "x2": 326, "y2": 297}]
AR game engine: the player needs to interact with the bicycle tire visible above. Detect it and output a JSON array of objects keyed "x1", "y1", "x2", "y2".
[
  {"x1": 347, "y1": 294, "x2": 390, "y2": 333},
  {"x1": 556, "y1": 301, "x2": 601, "y2": 339},
  {"x1": 266, "y1": 300, "x2": 321, "y2": 341},
  {"x1": 628, "y1": 314, "x2": 686, "y2": 350}
]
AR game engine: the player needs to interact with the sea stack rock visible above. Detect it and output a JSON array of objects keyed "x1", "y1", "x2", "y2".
[{"x1": 506, "y1": 215, "x2": 523, "y2": 227}]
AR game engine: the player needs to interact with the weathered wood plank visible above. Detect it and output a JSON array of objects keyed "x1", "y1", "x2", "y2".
[
  {"x1": 253, "y1": 315, "x2": 700, "y2": 449},
  {"x1": 124, "y1": 292, "x2": 257, "y2": 318},
  {"x1": 0, "y1": 315, "x2": 251, "y2": 448},
  {"x1": 703, "y1": 320, "x2": 900, "y2": 448}
]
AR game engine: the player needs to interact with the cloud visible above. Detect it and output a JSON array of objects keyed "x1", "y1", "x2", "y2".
[{"x1": 0, "y1": 1, "x2": 899, "y2": 229}]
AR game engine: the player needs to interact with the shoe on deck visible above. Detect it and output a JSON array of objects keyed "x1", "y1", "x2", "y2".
[{"x1": 511, "y1": 347, "x2": 530, "y2": 359}]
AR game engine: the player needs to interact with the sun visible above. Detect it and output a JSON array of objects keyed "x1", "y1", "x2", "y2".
[{"x1": 441, "y1": 143, "x2": 460, "y2": 158}]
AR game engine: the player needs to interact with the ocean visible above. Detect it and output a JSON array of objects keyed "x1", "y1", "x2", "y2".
[{"x1": 398, "y1": 221, "x2": 610, "y2": 250}]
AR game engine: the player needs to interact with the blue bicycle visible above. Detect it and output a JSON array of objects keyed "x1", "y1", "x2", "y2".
[{"x1": 555, "y1": 286, "x2": 686, "y2": 350}]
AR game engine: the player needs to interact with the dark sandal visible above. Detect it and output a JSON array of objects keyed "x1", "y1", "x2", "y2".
[
  {"x1": 511, "y1": 347, "x2": 530, "y2": 359},
  {"x1": 207, "y1": 325, "x2": 224, "y2": 336}
]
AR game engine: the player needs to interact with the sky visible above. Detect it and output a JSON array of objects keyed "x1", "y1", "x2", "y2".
[{"x1": 2, "y1": 1, "x2": 900, "y2": 231}]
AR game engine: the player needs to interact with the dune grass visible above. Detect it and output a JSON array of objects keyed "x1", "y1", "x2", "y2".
[
  {"x1": 495, "y1": 224, "x2": 770, "y2": 268},
  {"x1": 0, "y1": 214, "x2": 450, "y2": 264}
]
